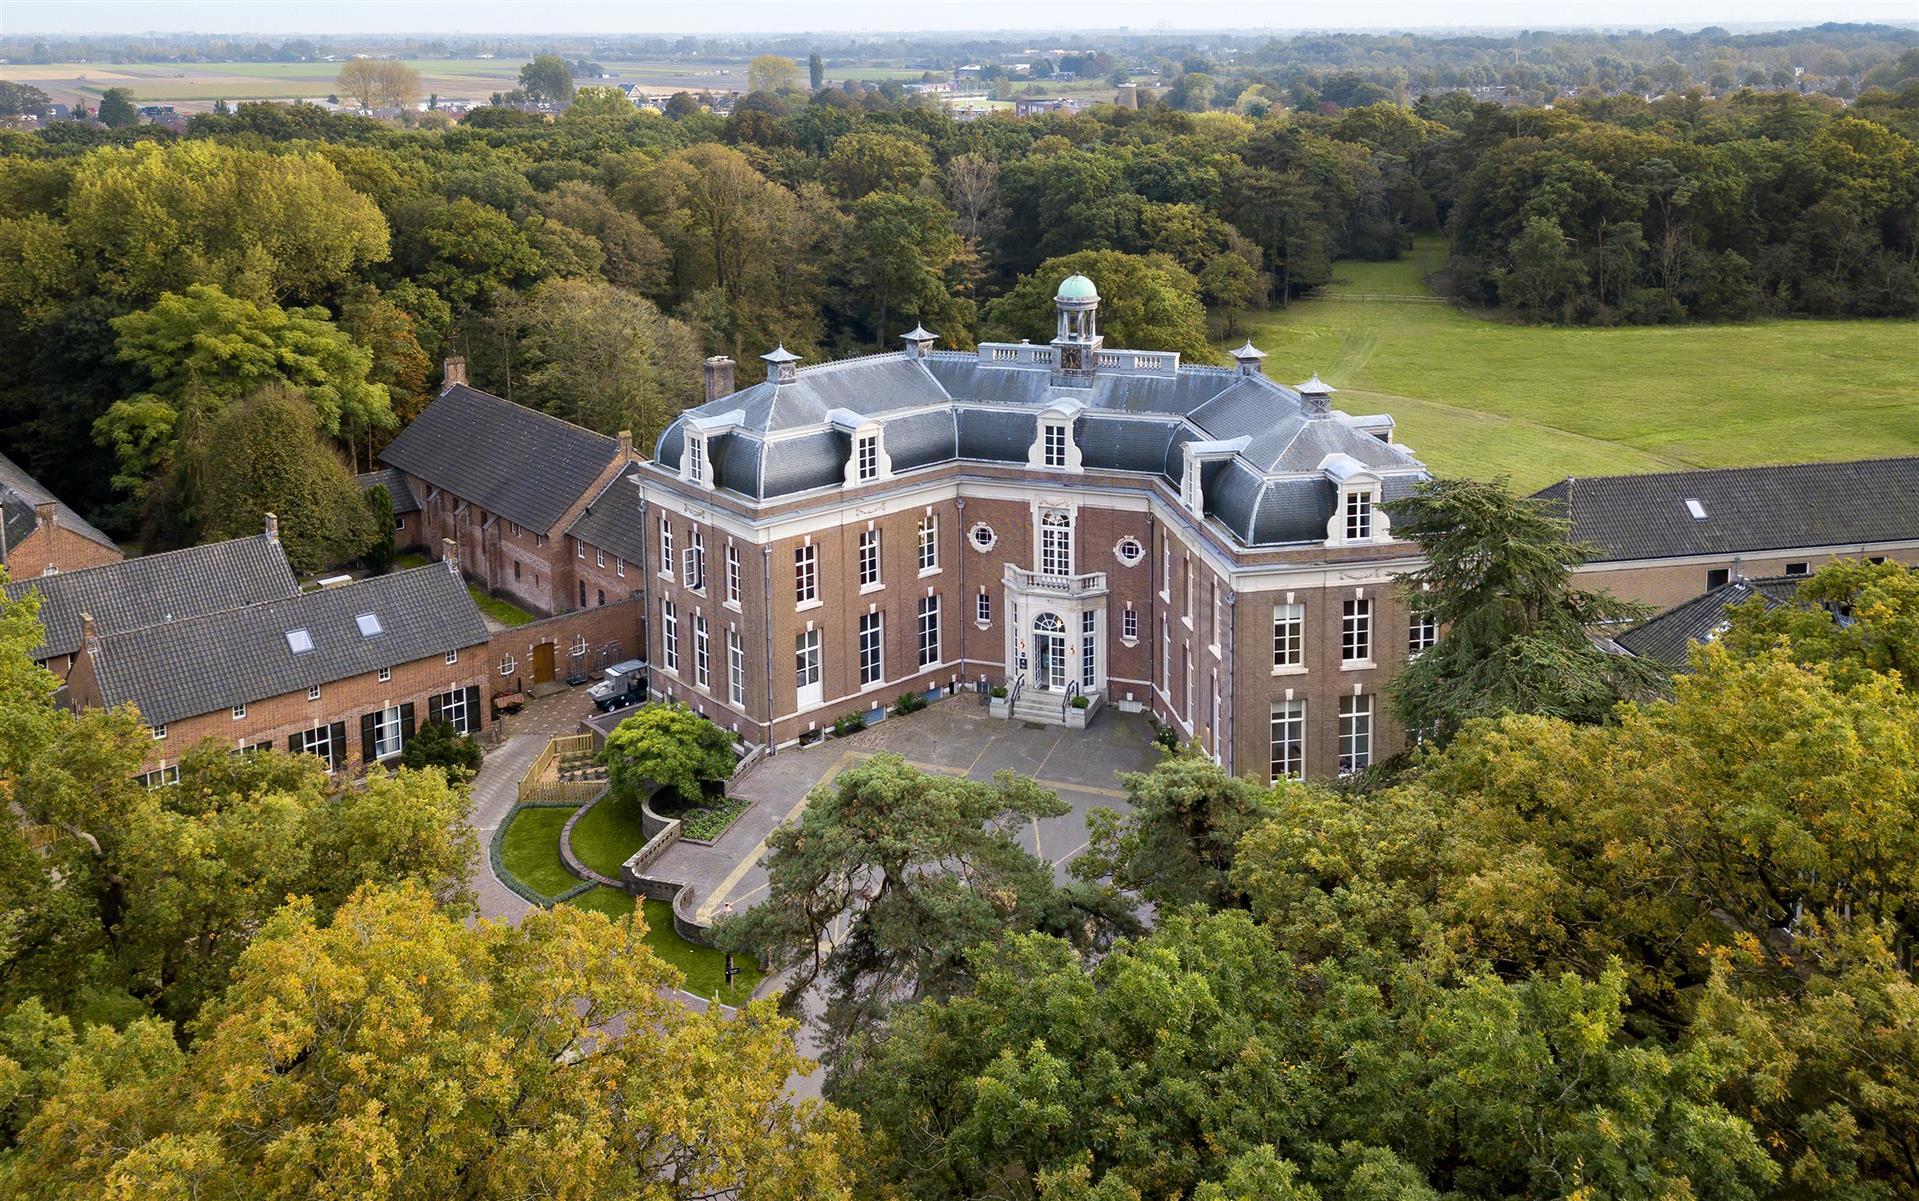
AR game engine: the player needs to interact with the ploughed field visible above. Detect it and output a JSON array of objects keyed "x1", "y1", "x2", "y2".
[{"x1": 1230, "y1": 237, "x2": 1919, "y2": 492}]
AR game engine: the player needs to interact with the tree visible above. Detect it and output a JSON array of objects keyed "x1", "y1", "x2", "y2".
[
  {"x1": 338, "y1": 284, "x2": 434, "y2": 435},
  {"x1": 822, "y1": 129, "x2": 934, "y2": 199},
  {"x1": 983, "y1": 250, "x2": 1217, "y2": 361},
  {"x1": 359, "y1": 482, "x2": 397, "y2": 575},
  {"x1": 1719, "y1": 558, "x2": 1919, "y2": 689},
  {"x1": 663, "y1": 90, "x2": 700, "y2": 118},
  {"x1": 565, "y1": 84, "x2": 637, "y2": 119},
  {"x1": 600, "y1": 703, "x2": 735, "y2": 807},
  {"x1": 1385, "y1": 476, "x2": 1662, "y2": 745},
  {"x1": 398, "y1": 719, "x2": 482, "y2": 782},
  {"x1": 748, "y1": 54, "x2": 805, "y2": 94},
  {"x1": 1498, "y1": 216, "x2": 1589, "y2": 321},
  {"x1": 809, "y1": 52, "x2": 826, "y2": 90},
  {"x1": 94, "y1": 88, "x2": 137, "y2": 129},
  {"x1": 842, "y1": 190, "x2": 976, "y2": 348},
  {"x1": 511, "y1": 277, "x2": 702, "y2": 445},
  {"x1": 193, "y1": 386, "x2": 378, "y2": 573},
  {"x1": 1076, "y1": 747, "x2": 1275, "y2": 910},
  {"x1": 0, "y1": 81, "x2": 53, "y2": 117},
  {"x1": 0, "y1": 885, "x2": 860, "y2": 1200},
  {"x1": 97, "y1": 284, "x2": 393, "y2": 511},
  {"x1": 334, "y1": 58, "x2": 384, "y2": 110},
  {"x1": 721, "y1": 754, "x2": 1133, "y2": 1078},
  {"x1": 518, "y1": 54, "x2": 575, "y2": 104}
]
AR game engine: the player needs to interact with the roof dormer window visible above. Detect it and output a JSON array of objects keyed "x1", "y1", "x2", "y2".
[
  {"x1": 833, "y1": 411, "x2": 892, "y2": 487},
  {"x1": 685, "y1": 434, "x2": 707, "y2": 486},
  {"x1": 855, "y1": 433, "x2": 880, "y2": 481},
  {"x1": 1318, "y1": 453, "x2": 1391, "y2": 548},
  {"x1": 1344, "y1": 489, "x2": 1373, "y2": 541},
  {"x1": 1180, "y1": 450, "x2": 1203, "y2": 516},
  {"x1": 1027, "y1": 400, "x2": 1085, "y2": 473}
]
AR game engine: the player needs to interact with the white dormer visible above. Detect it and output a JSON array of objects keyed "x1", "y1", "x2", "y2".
[
  {"x1": 829, "y1": 408, "x2": 892, "y2": 486},
  {"x1": 1180, "y1": 437, "x2": 1251, "y2": 520},
  {"x1": 679, "y1": 409, "x2": 745, "y2": 491},
  {"x1": 1319, "y1": 453, "x2": 1392, "y2": 546},
  {"x1": 1027, "y1": 398, "x2": 1086, "y2": 473}
]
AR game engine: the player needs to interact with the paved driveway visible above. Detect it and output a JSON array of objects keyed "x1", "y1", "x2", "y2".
[{"x1": 654, "y1": 699, "x2": 1163, "y2": 924}]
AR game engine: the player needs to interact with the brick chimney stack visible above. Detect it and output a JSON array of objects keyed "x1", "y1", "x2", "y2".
[
  {"x1": 442, "y1": 536, "x2": 460, "y2": 575},
  {"x1": 263, "y1": 512, "x2": 280, "y2": 543},
  {"x1": 80, "y1": 611, "x2": 99, "y2": 654},
  {"x1": 617, "y1": 429, "x2": 633, "y2": 459},
  {"x1": 703, "y1": 355, "x2": 735, "y2": 402},
  {"x1": 442, "y1": 355, "x2": 468, "y2": 390},
  {"x1": 33, "y1": 501, "x2": 56, "y2": 530}
]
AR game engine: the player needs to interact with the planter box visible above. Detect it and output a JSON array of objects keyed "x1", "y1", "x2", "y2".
[
  {"x1": 1064, "y1": 693, "x2": 1102, "y2": 729},
  {"x1": 988, "y1": 696, "x2": 1011, "y2": 719}
]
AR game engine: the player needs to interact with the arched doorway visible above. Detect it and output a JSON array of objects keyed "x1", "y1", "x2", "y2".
[{"x1": 1032, "y1": 612, "x2": 1066, "y2": 691}]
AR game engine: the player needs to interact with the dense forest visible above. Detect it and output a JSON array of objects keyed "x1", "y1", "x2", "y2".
[{"x1": 2, "y1": 37, "x2": 1917, "y2": 554}]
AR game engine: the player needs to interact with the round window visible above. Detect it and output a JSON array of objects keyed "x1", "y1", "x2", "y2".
[
  {"x1": 1114, "y1": 536, "x2": 1144, "y2": 566},
  {"x1": 969, "y1": 522, "x2": 997, "y2": 552}
]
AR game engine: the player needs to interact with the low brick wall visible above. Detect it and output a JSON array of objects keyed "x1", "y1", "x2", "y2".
[{"x1": 487, "y1": 598, "x2": 643, "y2": 706}]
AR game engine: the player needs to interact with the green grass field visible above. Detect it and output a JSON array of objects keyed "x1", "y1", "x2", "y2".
[
  {"x1": 569, "y1": 789, "x2": 649, "y2": 878},
  {"x1": 566, "y1": 887, "x2": 762, "y2": 1004},
  {"x1": 1229, "y1": 237, "x2": 1919, "y2": 491},
  {"x1": 497, "y1": 805, "x2": 580, "y2": 899}
]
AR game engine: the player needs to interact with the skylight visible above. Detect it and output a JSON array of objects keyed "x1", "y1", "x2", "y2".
[
  {"x1": 286, "y1": 628, "x2": 314, "y2": 654},
  {"x1": 1684, "y1": 498, "x2": 1708, "y2": 520},
  {"x1": 355, "y1": 612, "x2": 383, "y2": 638}
]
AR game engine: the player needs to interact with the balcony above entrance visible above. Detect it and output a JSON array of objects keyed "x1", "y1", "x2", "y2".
[{"x1": 1004, "y1": 564, "x2": 1108, "y2": 598}]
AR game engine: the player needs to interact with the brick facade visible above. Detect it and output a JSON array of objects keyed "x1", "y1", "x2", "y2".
[{"x1": 5, "y1": 514, "x2": 121, "y2": 579}]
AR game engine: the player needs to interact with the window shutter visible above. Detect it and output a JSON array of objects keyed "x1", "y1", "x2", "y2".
[
  {"x1": 328, "y1": 722, "x2": 346, "y2": 772},
  {"x1": 400, "y1": 702, "x2": 416, "y2": 744},
  {"x1": 428, "y1": 692, "x2": 443, "y2": 726},
  {"x1": 465, "y1": 685, "x2": 483, "y2": 731},
  {"x1": 361, "y1": 712, "x2": 377, "y2": 765}
]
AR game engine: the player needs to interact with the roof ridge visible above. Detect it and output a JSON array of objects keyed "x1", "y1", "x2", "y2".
[
  {"x1": 440, "y1": 384, "x2": 619, "y2": 447},
  {"x1": 3, "y1": 533, "x2": 279, "y2": 594},
  {"x1": 96, "y1": 562, "x2": 466, "y2": 644},
  {"x1": 1556, "y1": 455, "x2": 1919, "y2": 487}
]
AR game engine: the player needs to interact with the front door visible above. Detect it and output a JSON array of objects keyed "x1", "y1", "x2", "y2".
[
  {"x1": 1033, "y1": 613, "x2": 1066, "y2": 691},
  {"x1": 532, "y1": 641, "x2": 556, "y2": 685}
]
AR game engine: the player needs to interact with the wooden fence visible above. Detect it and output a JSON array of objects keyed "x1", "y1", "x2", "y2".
[{"x1": 517, "y1": 733, "x2": 605, "y2": 804}]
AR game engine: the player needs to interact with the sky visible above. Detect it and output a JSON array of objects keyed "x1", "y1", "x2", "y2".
[{"x1": 6, "y1": 0, "x2": 1915, "y2": 36}]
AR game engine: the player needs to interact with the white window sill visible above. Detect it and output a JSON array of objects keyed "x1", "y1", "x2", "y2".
[
  {"x1": 917, "y1": 567, "x2": 942, "y2": 579},
  {"x1": 1120, "y1": 637, "x2": 1138, "y2": 648},
  {"x1": 1272, "y1": 664, "x2": 1308, "y2": 677},
  {"x1": 1340, "y1": 659, "x2": 1376, "y2": 672},
  {"x1": 1181, "y1": 616, "x2": 1194, "y2": 631},
  {"x1": 1209, "y1": 643, "x2": 1222, "y2": 659},
  {"x1": 795, "y1": 598, "x2": 823, "y2": 613},
  {"x1": 658, "y1": 572, "x2": 675, "y2": 583},
  {"x1": 859, "y1": 678, "x2": 887, "y2": 693},
  {"x1": 975, "y1": 620, "x2": 992, "y2": 631},
  {"x1": 1159, "y1": 591, "x2": 1170, "y2": 603},
  {"x1": 859, "y1": 582, "x2": 885, "y2": 595},
  {"x1": 724, "y1": 600, "x2": 743, "y2": 613}
]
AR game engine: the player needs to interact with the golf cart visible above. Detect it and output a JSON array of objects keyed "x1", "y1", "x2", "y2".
[{"x1": 588, "y1": 660, "x2": 647, "y2": 712}]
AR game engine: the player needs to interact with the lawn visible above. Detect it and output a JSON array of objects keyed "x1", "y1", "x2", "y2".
[
  {"x1": 569, "y1": 789, "x2": 651, "y2": 878},
  {"x1": 1228, "y1": 236, "x2": 1919, "y2": 492},
  {"x1": 392, "y1": 552, "x2": 534, "y2": 626},
  {"x1": 497, "y1": 805, "x2": 580, "y2": 900},
  {"x1": 565, "y1": 887, "x2": 763, "y2": 1005}
]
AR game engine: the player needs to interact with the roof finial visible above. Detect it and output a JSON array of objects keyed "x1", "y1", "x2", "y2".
[{"x1": 761, "y1": 344, "x2": 801, "y2": 384}]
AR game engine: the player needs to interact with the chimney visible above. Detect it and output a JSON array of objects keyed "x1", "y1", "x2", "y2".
[
  {"x1": 1296, "y1": 374, "x2": 1336, "y2": 419},
  {"x1": 33, "y1": 501, "x2": 57, "y2": 530},
  {"x1": 263, "y1": 512, "x2": 280, "y2": 543},
  {"x1": 80, "y1": 612, "x2": 99, "y2": 655},
  {"x1": 442, "y1": 536, "x2": 459, "y2": 574},
  {"x1": 1229, "y1": 340, "x2": 1267, "y2": 377},
  {"x1": 617, "y1": 429, "x2": 633, "y2": 459},
  {"x1": 702, "y1": 355, "x2": 735, "y2": 402},
  {"x1": 442, "y1": 355, "x2": 467, "y2": 389}
]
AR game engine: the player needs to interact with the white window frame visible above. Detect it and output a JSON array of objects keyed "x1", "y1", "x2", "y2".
[
  {"x1": 1271, "y1": 699, "x2": 1305, "y2": 781},
  {"x1": 918, "y1": 595, "x2": 941, "y2": 668},
  {"x1": 1122, "y1": 604, "x2": 1138, "y2": 643},
  {"x1": 1339, "y1": 694, "x2": 1372, "y2": 775},
  {"x1": 1039, "y1": 510, "x2": 1072, "y2": 578},
  {"x1": 378, "y1": 666, "x2": 391, "y2": 683},
  {"x1": 794, "y1": 543, "x2": 819, "y2": 606},
  {"x1": 1342, "y1": 598, "x2": 1373, "y2": 666},
  {"x1": 616, "y1": 556, "x2": 625, "y2": 578},
  {"x1": 308, "y1": 684, "x2": 322, "y2": 702},
  {"x1": 661, "y1": 599, "x2": 680, "y2": 674},
  {"x1": 1344, "y1": 489, "x2": 1374, "y2": 541},
  {"x1": 500, "y1": 652, "x2": 516, "y2": 676},
  {"x1": 693, "y1": 614, "x2": 710, "y2": 689},
  {"x1": 440, "y1": 688, "x2": 471, "y2": 735},
  {"x1": 976, "y1": 589, "x2": 991, "y2": 627},
  {"x1": 725, "y1": 543, "x2": 742, "y2": 606},
  {"x1": 659, "y1": 517, "x2": 675, "y2": 579},
  {"x1": 685, "y1": 433, "x2": 706, "y2": 486},
  {"x1": 917, "y1": 515, "x2": 939, "y2": 575},
  {"x1": 855, "y1": 433, "x2": 880, "y2": 482},
  {"x1": 446, "y1": 649, "x2": 458, "y2": 665},
  {"x1": 858, "y1": 611, "x2": 884, "y2": 687},
  {"x1": 1081, "y1": 610, "x2": 1096, "y2": 689},
  {"x1": 858, "y1": 528, "x2": 882, "y2": 590},
  {"x1": 727, "y1": 629, "x2": 745, "y2": 707},
  {"x1": 372, "y1": 704, "x2": 404, "y2": 761},
  {"x1": 1408, "y1": 606, "x2": 1438, "y2": 656},
  {"x1": 686, "y1": 528, "x2": 706, "y2": 591},
  {"x1": 1273, "y1": 601, "x2": 1304, "y2": 670},
  {"x1": 795, "y1": 628, "x2": 822, "y2": 694},
  {"x1": 1042, "y1": 422, "x2": 1068, "y2": 468},
  {"x1": 139, "y1": 765, "x2": 180, "y2": 790},
  {"x1": 152, "y1": 722, "x2": 167, "y2": 740},
  {"x1": 232, "y1": 703, "x2": 246, "y2": 720}
]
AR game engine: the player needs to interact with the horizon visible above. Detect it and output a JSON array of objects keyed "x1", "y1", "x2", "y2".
[{"x1": 7, "y1": 0, "x2": 1918, "y2": 38}]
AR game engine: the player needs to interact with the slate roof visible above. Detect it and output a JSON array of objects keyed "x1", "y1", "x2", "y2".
[
  {"x1": 4, "y1": 534, "x2": 299, "y2": 661},
  {"x1": 379, "y1": 385, "x2": 619, "y2": 532},
  {"x1": 354, "y1": 468, "x2": 420, "y2": 515},
  {"x1": 0, "y1": 450, "x2": 118, "y2": 561},
  {"x1": 92, "y1": 563, "x2": 490, "y2": 726},
  {"x1": 655, "y1": 346, "x2": 1425, "y2": 549},
  {"x1": 566, "y1": 468, "x2": 650, "y2": 565},
  {"x1": 1534, "y1": 458, "x2": 1919, "y2": 563},
  {"x1": 1614, "y1": 577, "x2": 1804, "y2": 669}
]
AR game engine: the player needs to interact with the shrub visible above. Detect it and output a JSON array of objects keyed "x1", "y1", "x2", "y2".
[
  {"x1": 1070, "y1": 695, "x2": 1090, "y2": 709},
  {"x1": 989, "y1": 685, "x2": 1009, "y2": 699},
  {"x1": 400, "y1": 719, "x2": 483, "y2": 781},
  {"x1": 833, "y1": 713, "x2": 866, "y2": 737},
  {"x1": 893, "y1": 690, "x2": 927, "y2": 716}
]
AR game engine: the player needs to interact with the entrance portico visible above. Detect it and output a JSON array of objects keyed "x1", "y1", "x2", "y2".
[{"x1": 1002, "y1": 563, "x2": 1106, "y2": 722}]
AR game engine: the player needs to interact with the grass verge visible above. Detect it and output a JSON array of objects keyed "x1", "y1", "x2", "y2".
[
  {"x1": 570, "y1": 790, "x2": 652, "y2": 878},
  {"x1": 468, "y1": 588, "x2": 536, "y2": 627},
  {"x1": 565, "y1": 886, "x2": 763, "y2": 1005},
  {"x1": 497, "y1": 806, "x2": 580, "y2": 899}
]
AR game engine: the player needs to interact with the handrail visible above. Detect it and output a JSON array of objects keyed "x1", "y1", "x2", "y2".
[{"x1": 1008, "y1": 673, "x2": 1025, "y2": 709}]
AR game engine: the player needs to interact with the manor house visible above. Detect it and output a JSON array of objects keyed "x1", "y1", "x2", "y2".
[{"x1": 636, "y1": 276, "x2": 1432, "y2": 779}]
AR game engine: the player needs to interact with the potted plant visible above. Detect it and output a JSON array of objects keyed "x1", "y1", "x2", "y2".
[{"x1": 988, "y1": 684, "x2": 1011, "y2": 719}]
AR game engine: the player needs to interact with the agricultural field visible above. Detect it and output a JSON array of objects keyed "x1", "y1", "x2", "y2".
[
  {"x1": 1233, "y1": 237, "x2": 1919, "y2": 492},
  {"x1": 6, "y1": 57, "x2": 928, "y2": 109}
]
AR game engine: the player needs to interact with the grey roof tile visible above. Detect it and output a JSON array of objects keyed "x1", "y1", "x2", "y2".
[
  {"x1": 566, "y1": 469, "x2": 649, "y2": 565},
  {"x1": 354, "y1": 468, "x2": 420, "y2": 515},
  {"x1": 1535, "y1": 458, "x2": 1919, "y2": 562},
  {"x1": 5, "y1": 534, "x2": 299, "y2": 661},
  {"x1": 1615, "y1": 577, "x2": 1804, "y2": 668},
  {"x1": 0, "y1": 450, "x2": 118, "y2": 559},
  {"x1": 94, "y1": 563, "x2": 490, "y2": 726},
  {"x1": 380, "y1": 385, "x2": 619, "y2": 532}
]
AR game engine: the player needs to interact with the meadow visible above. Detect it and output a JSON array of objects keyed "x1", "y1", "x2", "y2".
[{"x1": 1232, "y1": 238, "x2": 1919, "y2": 491}]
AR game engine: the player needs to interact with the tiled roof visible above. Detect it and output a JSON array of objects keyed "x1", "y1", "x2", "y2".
[
  {"x1": 1614, "y1": 576, "x2": 1804, "y2": 669},
  {"x1": 379, "y1": 385, "x2": 619, "y2": 532},
  {"x1": 565, "y1": 468, "x2": 650, "y2": 566},
  {"x1": 92, "y1": 563, "x2": 489, "y2": 726},
  {"x1": 1534, "y1": 458, "x2": 1919, "y2": 563},
  {"x1": 0, "y1": 450, "x2": 118, "y2": 559},
  {"x1": 5, "y1": 534, "x2": 299, "y2": 661},
  {"x1": 354, "y1": 468, "x2": 420, "y2": 515}
]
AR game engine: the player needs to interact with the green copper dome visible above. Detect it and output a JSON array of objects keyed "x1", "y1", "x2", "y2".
[{"x1": 1055, "y1": 274, "x2": 1099, "y2": 302}]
